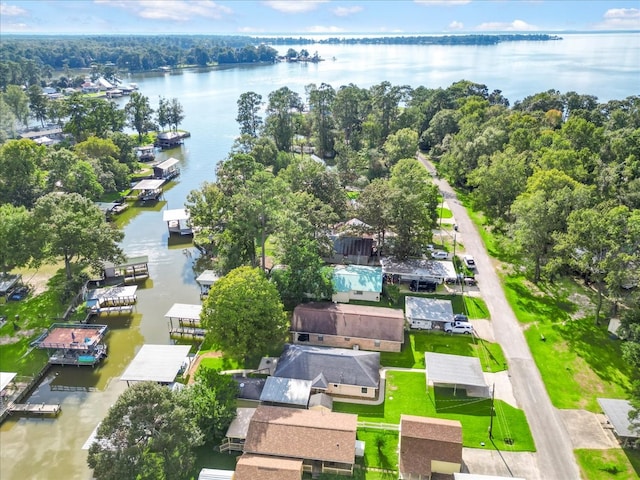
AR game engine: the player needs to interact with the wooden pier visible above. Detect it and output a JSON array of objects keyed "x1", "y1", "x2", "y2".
[
  {"x1": 8, "y1": 402, "x2": 61, "y2": 417},
  {"x1": 169, "y1": 326, "x2": 206, "y2": 339}
]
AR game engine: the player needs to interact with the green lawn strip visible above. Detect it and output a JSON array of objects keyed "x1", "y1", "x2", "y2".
[
  {"x1": 438, "y1": 207, "x2": 453, "y2": 219},
  {"x1": 380, "y1": 331, "x2": 506, "y2": 373},
  {"x1": 198, "y1": 356, "x2": 243, "y2": 372},
  {"x1": 357, "y1": 428, "x2": 399, "y2": 472},
  {"x1": 575, "y1": 448, "x2": 640, "y2": 480},
  {"x1": 334, "y1": 371, "x2": 534, "y2": 452},
  {"x1": 190, "y1": 445, "x2": 239, "y2": 478}
]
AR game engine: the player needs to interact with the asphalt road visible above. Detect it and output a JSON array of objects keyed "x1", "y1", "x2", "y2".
[{"x1": 418, "y1": 153, "x2": 581, "y2": 480}]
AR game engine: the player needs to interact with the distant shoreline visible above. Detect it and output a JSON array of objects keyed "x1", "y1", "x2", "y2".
[{"x1": 255, "y1": 34, "x2": 563, "y2": 46}]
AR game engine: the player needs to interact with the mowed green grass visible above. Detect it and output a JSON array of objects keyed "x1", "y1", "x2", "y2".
[
  {"x1": 380, "y1": 330, "x2": 506, "y2": 373},
  {"x1": 334, "y1": 371, "x2": 535, "y2": 452},
  {"x1": 357, "y1": 429, "x2": 399, "y2": 472},
  {"x1": 575, "y1": 448, "x2": 640, "y2": 480}
]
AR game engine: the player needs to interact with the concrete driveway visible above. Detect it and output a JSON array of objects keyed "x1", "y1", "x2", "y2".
[{"x1": 418, "y1": 153, "x2": 581, "y2": 480}]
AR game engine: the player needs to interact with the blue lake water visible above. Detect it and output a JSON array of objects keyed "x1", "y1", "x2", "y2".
[{"x1": 1, "y1": 32, "x2": 639, "y2": 480}]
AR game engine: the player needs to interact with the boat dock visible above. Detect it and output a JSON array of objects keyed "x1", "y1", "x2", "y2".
[{"x1": 8, "y1": 402, "x2": 61, "y2": 417}]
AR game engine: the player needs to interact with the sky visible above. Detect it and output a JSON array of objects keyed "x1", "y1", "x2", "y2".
[{"x1": 1, "y1": 0, "x2": 639, "y2": 35}]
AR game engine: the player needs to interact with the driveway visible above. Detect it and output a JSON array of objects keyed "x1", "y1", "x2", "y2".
[{"x1": 418, "y1": 153, "x2": 580, "y2": 480}]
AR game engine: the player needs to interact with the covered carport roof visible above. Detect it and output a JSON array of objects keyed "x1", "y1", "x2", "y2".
[
  {"x1": 120, "y1": 344, "x2": 191, "y2": 383},
  {"x1": 425, "y1": 352, "x2": 489, "y2": 397},
  {"x1": 405, "y1": 296, "x2": 454, "y2": 323},
  {"x1": 598, "y1": 398, "x2": 640, "y2": 438}
]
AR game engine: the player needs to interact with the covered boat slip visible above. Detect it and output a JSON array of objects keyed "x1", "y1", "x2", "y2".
[
  {"x1": 103, "y1": 256, "x2": 149, "y2": 284},
  {"x1": 165, "y1": 303, "x2": 205, "y2": 339},
  {"x1": 32, "y1": 323, "x2": 108, "y2": 366},
  {"x1": 131, "y1": 178, "x2": 165, "y2": 202},
  {"x1": 196, "y1": 270, "x2": 218, "y2": 298},
  {"x1": 163, "y1": 208, "x2": 193, "y2": 236},
  {"x1": 85, "y1": 285, "x2": 137, "y2": 315},
  {"x1": 120, "y1": 344, "x2": 192, "y2": 385},
  {"x1": 153, "y1": 157, "x2": 180, "y2": 180}
]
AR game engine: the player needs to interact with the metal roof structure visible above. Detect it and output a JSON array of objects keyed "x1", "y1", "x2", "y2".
[
  {"x1": 196, "y1": 270, "x2": 219, "y2": 286},
  {"x1": 120, "y1": 344, "x2": 191, "y2": 383},
  {"x1": 259, "y1": 377, "x2": 312, "y2": 407},
  {"x1": 274, "y1": 344, "x2": 380, "y2": 388},
  {"x1": 86, "y1": 285, "x2": 138, "y2": 302},
  {"x1": 405, "y1": 296, "x2": 454, "y2": 324},
  {"x1": 381, "y1": 257, "x2": 457, "y2": 281},
  {"x1": 598, "y1": 398, "x2": 640, "y2": 438},
  {"x1": 454, "y1": 474, "x2": 526, "y2": 480},
  {"x1": 155, "y1": 157, "x2": 180, "y2": 171},
  {"x1": 333, "y1": 265, "x2": 382, "y2": 293},
  {"x1": 131, "y1": 179, "x2": 165, "y2": 191},
  {"x1": 162, "y1": 208, "x2": 190, "y2": 222},
  {"x1": 425, "y1": 352, "x2": 489, "y2": 396},
  {"x1": 164, "y1": 303, "x2": 202, "y2": 321},
  {"x1": 0, "y1": 372, "x2": 17, "y2": 392},
  {"x1": 225, "y1": 407, "x2": 257, "y2": 439},
  {"x1": 197, "y1": 468, "x2": 234, "y2": 480}
]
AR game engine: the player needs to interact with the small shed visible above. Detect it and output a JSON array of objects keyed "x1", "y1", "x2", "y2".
[
  {"x1": 131, "y1": 178, "x2": 165, "y2": 202},
  {"x1": 259, "y1": 377, "x2": 312, "y2": 408},
  {"x1": 162, "y1": 208, "x2": 192, "y2": 236},
  {"x1": 120, "y1": 344, "x2": 191, "y2": 385},
  {"x1": 196, "y1": 270, "x2": 218, "y2": 298},
  {"x1": 405, "y1": 296, "x2": 454, "y2": 330},
  {"x1": 597, "y1": 398, "x2": 640, "y2": 446},
  {"x1": 425, "y1": 352, "x2": 489, "y2": 398},
  {"x1": 153, "y1": 157, "x2": 180, "y2": 180}
]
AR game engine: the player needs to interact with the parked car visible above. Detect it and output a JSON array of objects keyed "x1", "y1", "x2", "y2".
[
  {"x1": 410, "y1": 280, "x2": 437, "y2": 292},
  {"x1": 444, "y1": 320, "x2": 474, "y2": 334},
  {"x1": 9, "y1": 286, "x2": 29, "y2": 301},
  {"x1": 463, "y1": 277, "x2": 477, "y2": 286},
  {"x1": 463, "y1": 255, "x2": 476, "y2": 269},
  {"x1": 453, "y1": 313, "x2": 468, "y2": 322},
  {"x1": 431, "y1": 250, "x2": 448, "y2": 260}
]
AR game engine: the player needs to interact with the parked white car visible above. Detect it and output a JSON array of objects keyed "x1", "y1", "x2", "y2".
[
  {"x1": 444, "y1": 321, "x2": 474, "y2": 335},
  {"x1": 431, "y1": 250, "x2": 448, "y2": 260},
  {"x1": 463, "y1": 255, "x2": 476, "y2": 269}
]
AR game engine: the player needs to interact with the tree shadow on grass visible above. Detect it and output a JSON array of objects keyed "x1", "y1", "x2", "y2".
[
  {"x1": 505, "y1": 278, "x2": 575, "y2": 323},
  {"x1": 433, "y1": 386, "x2": 492, "y2": 416}
]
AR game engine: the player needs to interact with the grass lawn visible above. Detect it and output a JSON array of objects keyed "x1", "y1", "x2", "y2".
[
  {"x1": 198, "y1": 356, "x2": 243, "y2": 372},
  {"x1": 364, "y1": 291, "x2": 490, "y2": 319},
  {"x1": 380, "y1": 330, "x2": 506, "y2": 373},
  {"x1": 438, "y1": 207, "x2": 453, "y2": 219},
  {"x1": 575, "y1": 448, "x2": 640, "y2": 480},
  {"x1": 357, "y1": 428, "x2": 399, "y2": 472},
  {"x1": 504, "y1": 275, "x2": 633, "y2": 411},
  {"x1": 334, "y1": 371, "x2": 535, "y2": 452},
  {"x1": 189, "y1": 444, "x2": 240, "y2": 478}
]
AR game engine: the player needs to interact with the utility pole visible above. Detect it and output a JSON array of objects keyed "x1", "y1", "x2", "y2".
[{"x1": 489, "y1": 382, "x2": 496, "y2": 439}]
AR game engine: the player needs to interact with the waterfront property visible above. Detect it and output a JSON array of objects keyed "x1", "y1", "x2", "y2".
[
  {"x1": 134, "y1": 145, "x2": 156, "y2": 161},
  {"x1": 242, "y1": 405, "x2": 359, "y2": 476},
  {"x1": 120, "y1": 344, "x2": 191, "y2": 385},
  {"x1": 331, "y1": 264, "x2": 383, "y2": 303},
  {"x1": 291, "y1": 302, "x2": 405, "y2": 352},
  {"x1": 153, "y1": 157, "x2": 180, "y2": 180},
  {"x1": 85, "y1": 285, "x2": 137, "y2": 316},
  {"x1": 103, "y1": 255, "x2": 149, "y2": 284},
  {"x1": 165, "y1": 303, "x2": 204, "y2": 339},
  {"x1": 162, "y1": 208, "x2": 193, "y2": 236},
  {"x1": 274, "y1": 344, "x2": 380, "y2": 400},
  {"x1": 131, "y1": 178, "x2": 165, "y2": 202},
  {"x1": 220, "y1": 407, "x2": 257, "y2": 453},
  {"x1": 405, "y1": 296, "x2": 454, "y2": 331},
  {"x1": 32, "y1": 324, "x2": 108, "y2": 366},
  {"x1": 196, "y1": 270, "x2": 218, "y2": 298},
  {"x1": 155, "y1": 131, "x2": 185, "y2": 149},
  {"x1": 95, "y1": 201, "x2": 128, "y2": 220}
]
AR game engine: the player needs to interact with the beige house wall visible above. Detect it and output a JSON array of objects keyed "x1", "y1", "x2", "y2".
[
  {"x1": 326, "y1": 382, "x2": 377, "y2": 399},
  {"x1": 292, "y1": 332, "x2": 401, "y2": 352},
  {"x1": 431, "y1": 459, "x2": 461, "y2": 474},
  {"x1": 331, "y1": 290, "x2": 380, "y2": 303}
]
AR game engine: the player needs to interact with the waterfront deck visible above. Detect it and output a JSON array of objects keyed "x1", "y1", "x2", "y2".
[
  {"x1": 8, "y1": 402, "x2": 61, "y2": 417},
  {"x1": 33, "y1": 323, "x2": 109, "y2": 366},
  {"x1": 103, "y1": 256, "x2": 149, "y2": 284},
  {"x1": 163, "y1": 208, "x2": 192, "y2": 236},
  {"x1": 169, "y1": 326, "x2": 206, "y2": 339}
]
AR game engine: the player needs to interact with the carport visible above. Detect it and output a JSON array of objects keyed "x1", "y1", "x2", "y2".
[
  {"x1": 425, "y1": 352, "x2": 490, "y2": 398},
  {"x1": 597, "y1": 398, "x2": 640, "y2": 446}
]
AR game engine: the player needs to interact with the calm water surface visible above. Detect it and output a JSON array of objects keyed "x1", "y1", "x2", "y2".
[{"x1": 1, "y1": 33, "x2": 638, "y2": 480}]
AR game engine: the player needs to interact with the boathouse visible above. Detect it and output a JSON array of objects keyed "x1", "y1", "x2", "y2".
[
  {"x1": 165, "y1": 303, "x2": 204, "y2": 339},
  {"x1": 155, "y1": 131, "x2": 184, "y2": 149},
  {"x1": 32, "y1": 323, "x2": 108, "y2": 366},
  {"x1": 153, "y1": 157, "x2": 180, "y2": 180},
  {"x1": 196, "y1": 270, "x2": 218, "y2": 298},
  {"x1": 103, "y1": 256, "x2": 149, "y2": 284},
  {"x1": 120, "y1": 344, "x2": 192, "y2": 386},
  {"x1": 85, "y1": 285, "x2": 137, "y2": 315},
  {"x1": 135, "y1": 145, "x2": 155, "y2": 162},
  {"x1": 131, "y1": 179, "x2": 165, "y2": 203},
  {"x1": 163, "y1": 208, "x2": 192, "y2": 236}
]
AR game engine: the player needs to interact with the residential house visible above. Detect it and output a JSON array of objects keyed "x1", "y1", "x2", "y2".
[
  {"x1": 405, "y1": 297, "x2": 454, "y2": 331},
  {"x1": 332, "y1": 264, "x2": 383, "y2": 303},
  {"x1": 234, "y1": 454, "x2": 303, "y2": 480},
  {"x1": 399, "y1": 415, "x2": 463, "y2": 479},
  {"x1": 381, "y1": 257, "x2": 457, "y2": 284},
  {"x1": 243, "y1": 405, "x2": 359, "y2": 476},
  {"x1": 326, "y1": 236, "x2": 374, "y2": 265},
  {"x1": 291, "y1": 302, "x2": 405, "y2": 352},
  {"x1": 274, "y1": 344, "x2": 380, "y2": 399}
]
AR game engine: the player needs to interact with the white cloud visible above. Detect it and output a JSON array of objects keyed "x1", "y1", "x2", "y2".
[
  {"x1": 0, "y1": 3, "x2": 27, "y2": 16},
  {"x1": 415, "y1": 0, "x2": 472, "y2": 6},
  {"x1": 306, "y1": 25, "x2": 345, "y2": 33},
  {"x1": 263, "y1": 0, "x2": 328, "y2": 14},
  {"x1": 332, "y1": 6, "x2": 363, "y2": 17},
  {"x1": 476, "y1": 19, "x2": 538, "y2": 31},
  {"x1": 595, "y1": 8, "x2": 640, "y2": 29},
  {"x1": 448, "y1": 20, "x2": 464, "y2": 30},
  {"x1": 94, "y1": 0, "x2": 232, "y2": 22}
]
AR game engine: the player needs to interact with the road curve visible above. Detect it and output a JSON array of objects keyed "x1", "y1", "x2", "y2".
[{"x1": 417, "y1": 153, "x2": 580, "y2": 480}]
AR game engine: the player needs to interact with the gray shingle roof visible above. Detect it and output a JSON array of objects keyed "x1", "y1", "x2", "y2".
[{"x1": 275, "y1": 344, "x2": 380, "y2": 388}]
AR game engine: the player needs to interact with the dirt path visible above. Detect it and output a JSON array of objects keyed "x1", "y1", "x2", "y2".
[
  {"x1": 417, "y1": 153, "x2": 580, "y2": 480},
  {"x1": 187, "y1": 350, "x2": 222, "y2": 384}
]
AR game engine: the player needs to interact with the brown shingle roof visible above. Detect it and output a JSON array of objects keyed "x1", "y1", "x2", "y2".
[
  {"x1": 292, "y1": 302, "x2": 405, "y2": 343},
  {"x1": 234, "y1": 454, "x2": 302, "y2": 480},
  {"x1": 399, "y1": 415, "x2": 463, "y2": 477},
  {"x1": 243, "y1": 406, "x2": 357, "y2": 464}
]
